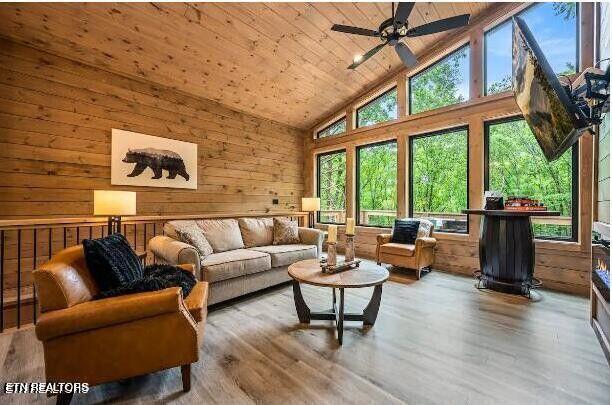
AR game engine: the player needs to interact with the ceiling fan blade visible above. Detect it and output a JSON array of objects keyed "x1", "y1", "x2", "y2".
[
  {"x1": 348, "y1": 42, "x2": 387, "y2": 69},
  {"x1": 394, "y1": 2, "x2": 415, "y2": 27},
  {"x1": 406, "y1": 14, "x2": 470, "y2": 37},
  {"x1": 395, "y1": 42, "x2": 417, "y2": 67},
  {"x1": 331, "y1": 24, "x2": 380, "y2": 37}
]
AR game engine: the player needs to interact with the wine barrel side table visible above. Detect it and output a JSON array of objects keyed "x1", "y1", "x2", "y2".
[{"x1": 462, "y1": 209, "x2": 560, "y2": 296}]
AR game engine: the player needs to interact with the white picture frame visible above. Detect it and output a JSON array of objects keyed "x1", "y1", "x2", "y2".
[{"x1": 111, "y1": 129, "x2": 198, "y2": 189}]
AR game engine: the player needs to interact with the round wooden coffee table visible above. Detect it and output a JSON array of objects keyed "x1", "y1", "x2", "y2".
[{"x1": 288, "y1": 259, "x2": 389, "y2": 345}]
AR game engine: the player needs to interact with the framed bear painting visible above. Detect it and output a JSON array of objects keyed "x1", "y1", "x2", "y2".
[{"x1": 111, "y1": 129, "x2": 198, "y2": 189}]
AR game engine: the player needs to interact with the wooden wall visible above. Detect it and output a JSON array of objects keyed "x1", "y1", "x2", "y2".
[
  {"x1": 0, "y1": 40, "x2": 306, "y2": 219},
  {"x1": 305, "y1": 3, "x2": 596, "y2": 295}
]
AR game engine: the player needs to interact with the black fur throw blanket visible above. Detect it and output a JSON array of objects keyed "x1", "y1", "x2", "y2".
[{"x1": 96, "y1": 264, "x2": 197, "y2": 300}]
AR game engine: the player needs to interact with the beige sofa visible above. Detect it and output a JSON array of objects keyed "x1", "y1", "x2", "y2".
[{"x1": 148, "y1": 217, "x2": 324, "y2": 305}]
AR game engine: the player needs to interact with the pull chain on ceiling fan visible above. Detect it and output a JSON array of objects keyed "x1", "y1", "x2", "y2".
[{"x1": 331, "y1": 2, "x2": 470, "y2": 69}]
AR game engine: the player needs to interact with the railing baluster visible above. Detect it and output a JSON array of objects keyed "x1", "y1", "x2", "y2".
[
  {"x1": 143, "y1": 223, "x2": 147, "y2": 254},
  {"x1": 17, "y1": 229, "x2": 21, "y2": 329},
  {"x1": 134, "y1": 224, "x2": 137, "y2": 249},
  {"x1": 89, "y1": 226, "x2": 93, "y2": 239},
  {"x1": 63, "y1": 227, "x2": 67, "y2": 249},
  {"x1": 76, "y1": 226, "x2": 80, "y2": 244},
  {"x1": 48, "y1": 228, "x2": 52, "y2": 259},
  {"x1": 0, "y1": 230, "x2": 4, "y2": 333},
  {"x1": 33, "y1": 229, "x2": 37, "y2": 324}
]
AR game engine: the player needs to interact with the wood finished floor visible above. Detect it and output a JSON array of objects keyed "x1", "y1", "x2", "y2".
[{"x1": 0, "y1": 269, "x2": 609, "y2": 405}]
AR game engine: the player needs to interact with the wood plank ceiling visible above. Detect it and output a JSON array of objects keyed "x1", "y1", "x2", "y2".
[{"x1": 0, "y1": 2, "x2": 494, "y2": 129}]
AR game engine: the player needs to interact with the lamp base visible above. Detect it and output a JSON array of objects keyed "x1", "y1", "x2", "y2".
[
  {"x1": 108, "y1": 216, "x2": 122, "y2": 235},
  {"x1": 308, "y1": 212, "x2": 315, "y2": 228}
]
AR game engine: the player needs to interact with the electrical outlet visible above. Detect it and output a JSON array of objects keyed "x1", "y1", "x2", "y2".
[{"x1": 272, "y1": 198, "x2": 279, "y2": 205}]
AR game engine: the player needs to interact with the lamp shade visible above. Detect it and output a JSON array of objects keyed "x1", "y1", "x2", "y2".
[
  {"x1": 94, "y1": 190, "x2": 136, "y2": 216},
  {"x1": 302, "y1": 197, "x2": 320, "y2": 212}
]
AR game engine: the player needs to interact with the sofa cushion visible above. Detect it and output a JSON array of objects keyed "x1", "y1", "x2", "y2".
[
  {"x1": 379, "y1": 243, "x2": 416, "y2": 257},
  {"x1": 164, "y1": 220, "x2": 213, "y2": 258},
  {"x1": 200, "y1": 249, "x2": 271, "y2": 283},
  {"x1": 238, "y1": 217, "x2": 274, "y2": 247},
  {"x1": 197, "y1": 219, "x2": 245, "y2": 253},
  {"x1": 250, "y1": 244, "x2": 316, "y2": 268},
  {"x1": 272, "y1": 217, "x2": 300, "y2": 245}
]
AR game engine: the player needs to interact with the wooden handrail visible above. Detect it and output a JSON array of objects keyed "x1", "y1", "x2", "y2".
[{"x1": 0, "y1": 211, "x2": 309, "y2": 230}]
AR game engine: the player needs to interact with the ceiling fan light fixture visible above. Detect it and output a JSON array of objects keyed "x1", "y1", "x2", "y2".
[{"x1": 353, "y1": 54, "x2": 363, "y2": 63}]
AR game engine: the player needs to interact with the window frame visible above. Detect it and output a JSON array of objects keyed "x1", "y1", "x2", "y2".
[
  {"x1": 316, "y1": 116, "x2": 347, "y2": 139},
  {"x1": 483, "y1": 116, "x2": 579, "y2": 242},
  {"x1": 408, "y1": 125, "x2": 470, "y2": 234},
  {"x1": 316, "y1": 149, "x2": 347, "y2": 225},
  {"x1": 355, "y1": 139, "x2": 398, "y2": 228},
  {"x1": 408, "y1": 43, "x2": 471, "y2": 115},
  {"x1": 483, "y1": 2, "x2": 580, "y2": 96},
  {"x1": 355, "y1": 86, "x2": 398, "y2": 129}
]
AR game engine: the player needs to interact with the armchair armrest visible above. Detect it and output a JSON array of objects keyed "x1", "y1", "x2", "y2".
[
  {"x1": 298, "y1": 227, "x2": 324, "y2": 257},
  {"x1": 178, "y1": 263, "x2": 196, "y2": 275},
  {"x1": 148, "y1": 235, "x2": 201, "y2": 278},
  {"x1": 415, "y1": 237, "x2": 437, "y2": 249},
  {"x1": 35, "y1": 287, "x2": 183, "y2": 341},
  {"x1": 376, "y1": 234, "x2": 393, "y2": 245}
]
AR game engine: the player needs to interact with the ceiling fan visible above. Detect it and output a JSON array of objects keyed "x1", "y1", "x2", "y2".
[{"x1": 331, "y1": 2, "x2": 470, "y2": 69}]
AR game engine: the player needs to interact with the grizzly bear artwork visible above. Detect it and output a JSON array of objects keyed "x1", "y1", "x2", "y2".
[{"x1": 122, "y1": 148, "x2": 190, "y2": 181}]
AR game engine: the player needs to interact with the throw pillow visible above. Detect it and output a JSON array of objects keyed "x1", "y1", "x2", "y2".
[
  {"x1": 96, "y1": 264, "x2": 197, "y2": 300},
  {"x1": 391, "y1": 219, "x2": 420, "y2": 244},
  {"x1": 273, "y1": 217, "x2": 300, "y2": 245},
  {"x1": 165, "y1": 220, "x2": 213, "y2": 258},
  {"x1": 82, "y1": 233, "x2": 144, "y2": 292}
]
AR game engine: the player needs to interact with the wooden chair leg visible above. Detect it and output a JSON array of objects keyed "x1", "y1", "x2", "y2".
[
  {"x1": 181, "y1": 364, "x2": 191, "y2": 392},
  {"x1": 415, "y1": 267, "x2": 421, "y2": 280},
  {"x1": 56, "y1": 393, "x2": 73, "y2": 405}
]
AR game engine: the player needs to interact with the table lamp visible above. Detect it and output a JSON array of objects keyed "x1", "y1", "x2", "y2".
[
  {"x1": 94, "y1": 190, "x2": 136, "y2": 235},
  {"x1": 301, "y1": 197, "x2": 320, "y2": 228}
]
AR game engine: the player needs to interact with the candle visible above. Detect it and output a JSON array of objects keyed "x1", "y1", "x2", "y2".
[
  {"x1": 346, "y1": 218, "x2": 355, "y2": 236},
  {"x1": 328, "y1": 225, "x2": 337, "y2": 243}
]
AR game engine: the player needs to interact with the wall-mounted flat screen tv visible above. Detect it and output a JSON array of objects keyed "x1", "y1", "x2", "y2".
[{"x1": 512, "y1": 16, "x2": 590, "y2": 162}]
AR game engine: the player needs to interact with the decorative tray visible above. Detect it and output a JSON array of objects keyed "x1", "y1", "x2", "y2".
[{"x1": 320, "y1": 259, "x2": 361, "y2": 274}]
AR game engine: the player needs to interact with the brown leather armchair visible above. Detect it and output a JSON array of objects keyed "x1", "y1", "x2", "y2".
[
  {"x1": 376, "y1": 219, "x2": 437, "y2": 279},
  {"x1": 33, "y1": 245, "x2": 208, "y2": 404}
]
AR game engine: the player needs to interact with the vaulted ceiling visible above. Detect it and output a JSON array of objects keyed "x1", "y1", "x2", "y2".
[{"x1": 0, "y1": 2, "x2": 496, "y2": 129}]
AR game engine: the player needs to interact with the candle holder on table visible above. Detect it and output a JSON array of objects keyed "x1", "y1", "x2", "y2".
[
  {"x1": 320, "y1": 234, "x2": 360, "y2": 274},
  {"x1": 326, "y1": 241, "x2": 338, "y2": 267},
  {"x1": 344, "y1": 234, "x2": 355, "y2": 262}
]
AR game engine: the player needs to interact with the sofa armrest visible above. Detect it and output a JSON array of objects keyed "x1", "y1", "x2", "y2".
[
  {"x1": 35, "y1": 287, "x2": 183, "y2": 341},
  {"x1": 298, "y1": 227, "x2": 324, "y2": 257},
  {"x1": 376, "y1": 234, "x2": 393, "y2": 245},
  {"x1": 415, "y1": 237, "x2": 437, "y2": 249},
  {"x1": 148, "y1": 235, "x2": 201, "y2": 279}
]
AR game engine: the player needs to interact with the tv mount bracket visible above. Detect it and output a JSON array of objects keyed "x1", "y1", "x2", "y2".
[{"x1": 567, "y1": 66, "x2": 610, "y2": 127}]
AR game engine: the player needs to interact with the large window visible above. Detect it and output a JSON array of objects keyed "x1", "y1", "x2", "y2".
[
  {"x1": 357, "y1": 140, "x2": 397, "y2": 227},
  {"x1": 484, "y1": 2, "x2": 578, "y2": 95},
  {"x1": 410, "y1": 127, "x2": 469, "y2": 233},
  {"x1": 356, "y1": 87, "x2": 398, "y2": 128},
  {"x1": 486, "y1": 118, "x2": 577, "y2": 240},
  {"x1": 317, "y1": 150, "x2": 346, "y2": 224},
  {"x1": 317, "y1": 117, "x2": 346, "y2": 139},
  {"x1": 409, "y1": 45, "x2": 470, "y2": 115}
]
